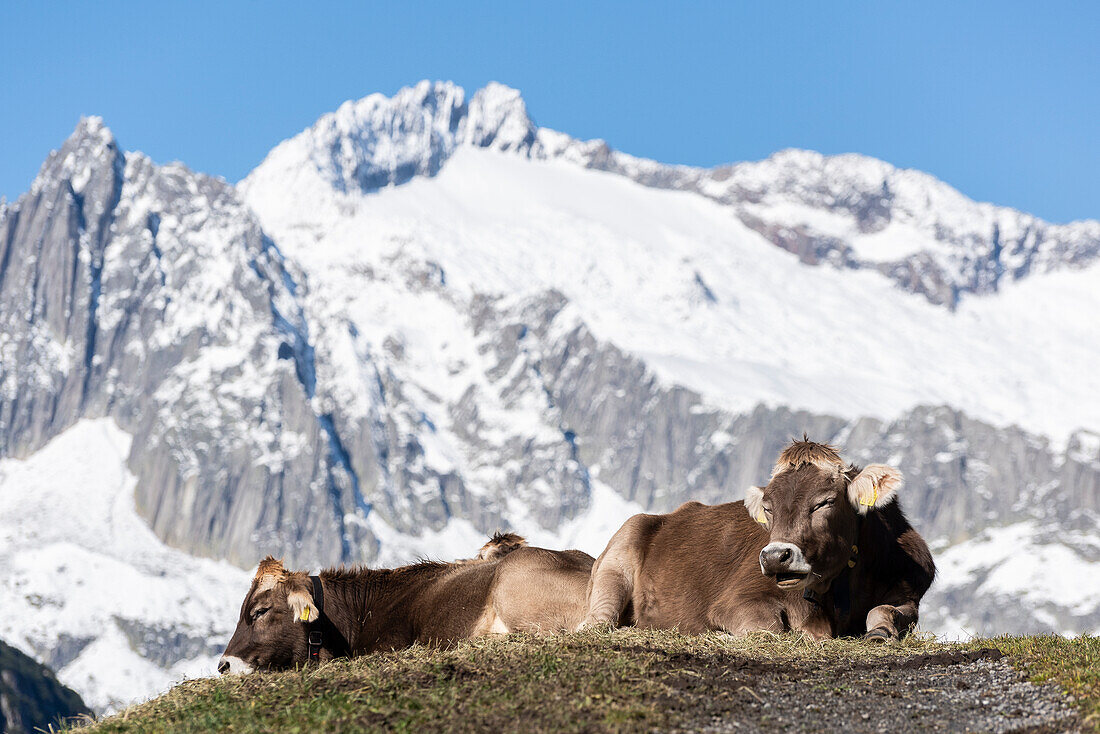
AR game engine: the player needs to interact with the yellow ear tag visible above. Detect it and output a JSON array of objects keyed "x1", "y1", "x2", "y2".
[
  {"x1": 755, "y1": 509, "x2": 767, "y2": 524},
  {"x1": 300, "y1": 607, "x2": 311, "y2": 622},
  {"x1": 860, "y1": 487, "x2": 877, "y2": 507}
]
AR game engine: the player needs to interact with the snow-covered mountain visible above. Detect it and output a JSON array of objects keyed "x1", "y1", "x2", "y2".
[
  {"x1": 243, "y1": 80, "x2": 1100, "y2": 308},
  {"x1": 0, "y1": 420, "x2": 247, "y2": 712},
  {"x1": 1, "y1": 81, "x2": 1098, "y2": 712}
]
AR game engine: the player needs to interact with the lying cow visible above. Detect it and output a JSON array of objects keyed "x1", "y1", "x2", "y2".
[
  {"x1": 582, "y1": 439, "x2": 935, "y2": 640},
  {"x1": 219, "y1": 533, "x2": 593, "y2": 673}
]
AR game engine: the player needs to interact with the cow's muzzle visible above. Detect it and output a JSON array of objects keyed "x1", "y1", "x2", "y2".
[
  {"x1": 759, "y1": 542, "x2": 812, "y2": 588},
  {"x1": 218, "y1": 655, "x2": 254, "y2": 675}
]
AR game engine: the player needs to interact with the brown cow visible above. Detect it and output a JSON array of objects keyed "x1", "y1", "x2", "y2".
[
  {"x1": 218, "y1": 534, "x2": 593, "y2": 673},
  {"x1": 582, "y1": 439, "x2": 935, "y2": 640}
]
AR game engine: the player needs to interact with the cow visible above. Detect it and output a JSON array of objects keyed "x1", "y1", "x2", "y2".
[
  {"x1": 581, "y1": 438, "x2": 935, "y2": 641},
  {"x1": 218, "y1": 534, "x2": 593, "y2": 673}
]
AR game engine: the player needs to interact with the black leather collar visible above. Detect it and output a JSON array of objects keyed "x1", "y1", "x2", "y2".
[
  {"x1": 308, "y1": 575, "x2": 324, "y2": 662},
  {"x1": 310, "y1": 575, "x2": 325, "y2": 614}
]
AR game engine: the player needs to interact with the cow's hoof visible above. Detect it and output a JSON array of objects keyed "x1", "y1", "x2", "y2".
[
  {"x1": 863, "y1": 627, "x2": 893, "y2": 643},
  {"x1": 575, "y1": 619, "x2": 613, "y2": 632}
]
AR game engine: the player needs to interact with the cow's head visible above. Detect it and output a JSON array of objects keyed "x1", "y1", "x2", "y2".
[
  {"x1": 218, "y1": 557, "x2": 319, "y2": 674},
  {"x1": 744, "y1": 439, "x2": 902, "y2": 592}
]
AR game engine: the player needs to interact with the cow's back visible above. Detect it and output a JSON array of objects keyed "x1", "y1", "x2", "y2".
[
  {"x1": 407, "y1": 546, "x2": 594, "y2": 641},
  {"x1": 403, "y1": 562, "x2": 502, "y2": 645},
  {"x1": 493, "y1": 547, "x2": 595, "y2": 633}
]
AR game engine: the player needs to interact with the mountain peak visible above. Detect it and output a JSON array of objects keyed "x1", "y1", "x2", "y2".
[
  {"x1": 71, "y1": 115, "x2": 115, "y2": 146},
  {"x1": 467, "y1": 82, "x2": 537, "y2": 151},
  {"x1": 30, "y1": 116, "x2": 122, "y2": 199},
  {"x1": 244, "y1": 81, "x2": 538, "y2": 197},
  {"x1": 331, "y1": 80, "x2": 466, "y2": 132}
]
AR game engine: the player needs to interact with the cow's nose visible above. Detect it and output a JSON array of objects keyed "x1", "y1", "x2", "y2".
[
  {"x1": 760, "y1": 546, "x2": 792, "y2": 569},
  {"x1": 218, "y1": 657, "x2": 230, "y2": 675},
  {"x1": 759, "y1": 542, "x2": 811, "y2": 579}
]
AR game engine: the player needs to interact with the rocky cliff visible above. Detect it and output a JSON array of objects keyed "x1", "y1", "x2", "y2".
[
  {"x1": 0, "y1": 640, "x2": 89, "y2": 733},
  {"x1": 0, "y1": 118, "x2": 375, "y2": 568}
]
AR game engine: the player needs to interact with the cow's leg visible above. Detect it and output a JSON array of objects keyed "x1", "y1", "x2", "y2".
[
  {"x1": 580, "y1": 557, "x2": 632, "y2": 629},
  {"x1": 713, "y1": 604, "x2": 786, "y2": 637},
  {"x1": 579, "y1": 515, "x2": 651, "y2": 630},
  {"x1": 796, "y1": 607, "x2": 834, "y2": 640},
  {"x1": 864, "y1": 601, "x2": 918, "y2": 642},
  {"x1": 706, "y1": 591, "x2": 798, "y2": 637}
]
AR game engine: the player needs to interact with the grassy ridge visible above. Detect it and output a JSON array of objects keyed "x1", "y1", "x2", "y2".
[{"x1": 72, "y1": 631, "x2": 1097, "y2": 733}]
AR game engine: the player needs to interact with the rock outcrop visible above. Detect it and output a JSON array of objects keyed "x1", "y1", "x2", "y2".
[{"x1": 0, "y1": 640, "x2": 89, "y2": 734}]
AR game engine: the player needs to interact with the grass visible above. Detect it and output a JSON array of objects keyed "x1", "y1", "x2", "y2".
[{"x1": 67, "y1": 630, "x2": 1098, "y2": 733}]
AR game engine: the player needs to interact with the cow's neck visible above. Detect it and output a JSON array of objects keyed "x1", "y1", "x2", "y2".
[
  {"x1": 829, "y1": 511, "x2": 875, "y2": 628},
  {"x1": 802, "y1": 514, "x2": 863, "y2": 619},
  {"x1": 303, "y1": 576, "x2": 353, "y2": 661},
  {"x1": 318, "y1": 562, "x2": 452, "y2": 654}
]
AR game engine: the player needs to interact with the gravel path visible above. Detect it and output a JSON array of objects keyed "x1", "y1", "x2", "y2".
[{"x1": 668, "y1": 649, "x2": 1081, "y2": 733}]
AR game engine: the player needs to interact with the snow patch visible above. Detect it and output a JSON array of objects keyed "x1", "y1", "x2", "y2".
[
  {"x1": 926, "y1": 521, "x2": 1100, "y2": 638},
  {"x1": 0, "y1": 419, "x2": 250, "y2": 713}
]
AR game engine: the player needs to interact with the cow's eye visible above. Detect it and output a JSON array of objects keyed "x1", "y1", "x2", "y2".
[
  {"x1": 251, "y1": 607, "x2": 271, "y2": 621},
  {"x1": 813, "y1": 499, "x2": 834, "y2": 512}
]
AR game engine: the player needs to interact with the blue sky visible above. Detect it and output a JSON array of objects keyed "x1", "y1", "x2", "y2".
[{"x1": 2, "y1": 2, "x2": 1097, "y2": 222}]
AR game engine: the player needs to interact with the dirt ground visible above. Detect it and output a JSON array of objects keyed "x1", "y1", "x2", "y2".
[{"x1": 657, "y1": 648, "x2": 1080, "y2": 733}]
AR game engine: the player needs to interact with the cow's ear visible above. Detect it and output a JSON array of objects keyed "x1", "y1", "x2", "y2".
[
  {"x1": 847, "y1": 464, "x2": 903, "y2": 515},
  {"x1": 744, "y1": 486, "x2": 768, "y2": 526},
  {"x1": 287, "y1": 590, "x2": 318, "y2": 623}
]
